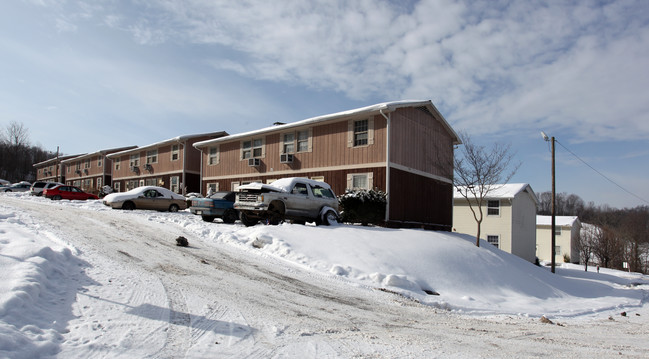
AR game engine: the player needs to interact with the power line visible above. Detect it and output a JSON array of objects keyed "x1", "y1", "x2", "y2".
[{"x1": 554, "y1": 139, "x2": 649, "y2": 205}]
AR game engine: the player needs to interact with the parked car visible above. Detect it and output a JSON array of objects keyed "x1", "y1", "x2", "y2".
[
  {"x1": 0, "y1": 179, "x2": 9, "y2": 186},
  {"x1": 3, "y1": 182, "x2": 32, "y2": 192},
  {"x1": 190, "y1": 191, "x2": 238, "y2": 223},
  {"x1": 43, "y1": 185, "x2": 99, "y2": 201},
  {"x1": 234, "y1": 177, "x2": 339, "y2": 226},
  {"x1": 30, "y1": 181, "x2": 64, "y2": 196},
  {"x1": 102, "y1": 186, "x2": 187, "y2": 212}
]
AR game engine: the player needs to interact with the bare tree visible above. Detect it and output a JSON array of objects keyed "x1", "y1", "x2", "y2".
[
  {"x1": 2, "y1": 121, "x2": 30, "y2": 147},
  {"x1": 454, "y1": 131, "x2": 520, "y2": 247},
  {"x1": 578, "y1": 223, "x2": 601, "y2": 271}
]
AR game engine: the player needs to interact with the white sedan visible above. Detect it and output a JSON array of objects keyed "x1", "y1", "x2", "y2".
[{"x1": 102, "y1": 186, "x2": 187, "y2": 212}]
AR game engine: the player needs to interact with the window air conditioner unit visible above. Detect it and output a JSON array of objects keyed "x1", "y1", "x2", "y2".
[
  {"x1": 280, "y1": 154, "x2": 294, "y2": 163},
  {"x1": 144, "y1": 163, "x2": 153, "y2": 171},
  {"x1": 131, "y1": 166, "x2": 140, "y2": 173},
  {"x1": 248, "y1": 158, "x2": 260, "y2": 167}
]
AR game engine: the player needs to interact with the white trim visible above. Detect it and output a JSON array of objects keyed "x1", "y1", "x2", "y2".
[
  {"x1": 113, "y1": 169, "x2": 201, "y2": 181},
  {"x1": 389, "y1": 163, "x2": 453, "y2": 184},
  {"x1": 201, "y1": 162, "x2": 386, "y2": 181}
]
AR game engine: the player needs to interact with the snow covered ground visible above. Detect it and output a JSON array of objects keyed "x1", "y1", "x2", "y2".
[{"x1": 1, "y1": 192, "x2": 648, "y2": 358}]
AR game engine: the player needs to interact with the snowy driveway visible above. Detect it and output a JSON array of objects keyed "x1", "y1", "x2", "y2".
[{"x1": 1, "y1": 195, "x2": 648, "y2": 358}]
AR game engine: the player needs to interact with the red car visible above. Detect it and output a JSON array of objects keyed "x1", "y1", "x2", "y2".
[{"x1": 43, "y1": 185, "x2": 99, "y2": 201}]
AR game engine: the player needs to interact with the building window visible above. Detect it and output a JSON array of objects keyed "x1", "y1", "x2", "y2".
[
  {"x1": 555, "y1": 226, "x2": 562, "y2": 236},
  {"x1": 347, "y1": 173, "x2": 373, "y2": 190},
  {"x1": 207, "y1": 183, "x2": 218, "y2": 194},
  {"x1": 353, "y1": 119, "x2": 368, "y2": 146},
  {"x1": 145, "y1": 178, "x2": 160, "y2": 186},
  {"x1": 242, "y1": 138, "x2": 263, "y2": 159},
  {"x1": 115, "y1": 158, "x2": 120, "y2": 171},
  {"x1": 297, "y1": 130, "x2": 309, "y2": 152},
  {"x1": 487, "y1": 200, "x2": 500, "y2": 216},
  {"x1": 208, "y1": 147, "x2": 219, "y2": 165},
  {"x1": 231, "y1": 181, "x2": 240, "y2": 191},
  {"x1": 127, "y1": 180, "x2": 139, "y2": 190},
  {"x1": 555, "y1": 245, "x2": 561, "y2": 255},
  {"x1": 171, "y1": 144, "x2": 180, "y2": 161},
  {"x1": 146, "y1": 150, "x2": 158, "y2": 164},
  {"x1": 170, "y1": 176, "x2": 179, "y2": 193},
  {"x1": 129, "y1": 154, "x2": 140, "y2": 167},
  {"x1": 311, "y1": 176, "x2": 325, "y2": 182},
  {"x1": 114, "y1": 182, "x2": 120, "y2": 192},
  {"x1": 76, "y1": 162, "x2": 81, "y2": 171},
  {"x1": 84, "y1": 159, "x2": 91, "y2": 169},
  {"x1": 97, "y1": 177, "x2": 102, "y2": 189},
  {"x1": 487, "y1": 235, "x2": 500, "y2": 247},
  {"x1": 282, "y1": 133, "x2": 295, "y2": 154},
  {"x1": 98, "y1": 158, "x2": 102, "y2": 167}
]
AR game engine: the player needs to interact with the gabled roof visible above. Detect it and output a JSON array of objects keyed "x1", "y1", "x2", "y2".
[
  {"x1": 454, "y1": 183, "x2": 539, "y2": 204},
  {"x1": 107, "y1": 131, "x2": 228, "y2": 158},
  {"x1": 194, "y1": 100, "x2": 460, "y2": 148},
  {"x1": 33, "y1": 154, "x2": 86, "y2": 167},
  {"x1": 537, "y1": 215, "x2": 580, "y2": 227},
  {"x1": 60, "y1": 146, "x2": 138, "y2": 164}
]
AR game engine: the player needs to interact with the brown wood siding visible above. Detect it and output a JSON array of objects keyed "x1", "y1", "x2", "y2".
[
  {"x1": 201, "y1": 116, "x2": 387, "y2": 179},
  {"x1": 388, "y1": 167, "x2": 453, "y2": 231},
  {"x1": 389, "y1": 107, "x2": 454, "y2": 179},
  {"x1": 201, "y1": 167, "x2": 387, "y2": 197}
]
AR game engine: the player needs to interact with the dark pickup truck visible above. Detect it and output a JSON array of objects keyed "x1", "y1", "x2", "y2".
[{"x1": 189, "y1": 191, "x2": 239, "y2": 223}]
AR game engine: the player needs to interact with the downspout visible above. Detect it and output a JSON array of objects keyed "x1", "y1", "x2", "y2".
[
  {"x1": 379, "y1": 108, "x2": 390, "y2": 224},
  {"x1": 198, "y1": 145, "x2": 204, "y2": 195},
  {"x1": 181, "y1": 140, "x2": 187, "y2": 195}
]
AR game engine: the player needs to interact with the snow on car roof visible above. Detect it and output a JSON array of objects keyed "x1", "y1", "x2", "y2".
[{"x1": 237, "y1": 177, "x2": 331, "y2": 192}]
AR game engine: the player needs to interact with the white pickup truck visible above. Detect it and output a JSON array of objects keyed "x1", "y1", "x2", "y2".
[{"x1": 234, "y1": 177, "x2": 340, "y2": 226}]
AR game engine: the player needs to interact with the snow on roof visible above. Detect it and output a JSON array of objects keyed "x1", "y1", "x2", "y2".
[
  {"x1": 454, "y1": 183, "x2": 538, "y2": 203},
  {"x1": 33, "y1": 154, "x2": 86, "y2": 167},
  {"x1": 194, "y1": 100, "x2": 459, "y2": 148},
  {"x1": 60, "y1": 146, "x2": 138, "y2": 163},
  {"x1": 537, "y1": 215, "x2": 580, "y2": 227},
  {"x1": 107, "y1": 131, "x2": 228, "y2": 158}
]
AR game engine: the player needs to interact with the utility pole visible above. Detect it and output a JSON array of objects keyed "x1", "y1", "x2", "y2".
[
  {"x1": 541, "y1": 132, "x2": 556, "y2": 273},
  {"x1": 550, "y1": 136, "x2": 556, "y2": 274}
]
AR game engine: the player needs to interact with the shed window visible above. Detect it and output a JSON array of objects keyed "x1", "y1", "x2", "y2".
[
  {"x1": 487, "y1": 235, "x2": 499, "y2": 247},
  {"x1": 487, "y1": 200, "x2": 500, "y2": 216}
]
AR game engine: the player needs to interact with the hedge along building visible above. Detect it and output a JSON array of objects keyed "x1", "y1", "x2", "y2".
[
  {"x1": 107, "y1": 132, "x2": 227, "y2": 194},
  {"x1": 60, "y1": 146, "x2": 137, "y2": 194},
  {"x1": 194, "y1": 100, "x2": 460, "y2": 230}
]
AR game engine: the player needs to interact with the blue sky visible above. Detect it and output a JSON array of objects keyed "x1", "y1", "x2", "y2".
[{"x1": 1, "y1": 0, "x2": 648, "y2": 209}]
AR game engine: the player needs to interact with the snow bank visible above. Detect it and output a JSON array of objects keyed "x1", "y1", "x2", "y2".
[{"x1": 0, "y1": 206, "x2": 83, "y2": 358}]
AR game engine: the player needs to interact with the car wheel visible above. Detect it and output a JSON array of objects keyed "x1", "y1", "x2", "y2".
[
  {"x1": 201, "y1": 215, "x2": 215, "y2": 222},
  {"x1": 222, "y1": 209, "x2": 238, "y2": 224},
  {"x1": 5, "y1": 189, "x2": 11, "y2": 192},
  {"x1": 240, "y1": 211, "x2": 258, "y2": 227},
  {"x1": 52, "y1": 195, "x2": 62, "y2": 200},
  {"x1": 122, "y1": 201, "x2": 135, "y2": 210},
  {"x1": 169, "y1": 204, "x2": 180, "y2": 212},
  {"x1": 321, "y1": 210, "x2": 339, "y2": 226}
]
